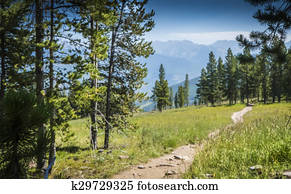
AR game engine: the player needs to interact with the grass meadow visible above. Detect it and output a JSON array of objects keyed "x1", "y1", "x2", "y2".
[
  {"x1": 184, "y1": 103, "x2": 291, "y2": 179},
  {"x1": 51, "y1": 104, "x2": 244, "y2": 178}
]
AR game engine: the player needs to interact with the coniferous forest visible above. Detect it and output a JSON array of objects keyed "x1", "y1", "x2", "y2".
[{"x1": 0, "y1": 0, "x2": 291, "y2": 182}]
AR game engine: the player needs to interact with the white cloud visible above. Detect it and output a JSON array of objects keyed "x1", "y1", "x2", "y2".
[
  {"x1": 147, "y1": 31, "x2": 250, "y2": 45},
  {"x1": 146, "y1": 31, "x2": 291, "y2": 45},
  {"x1": 170, "y1": 31, "x2": 251, "y2": 45}
]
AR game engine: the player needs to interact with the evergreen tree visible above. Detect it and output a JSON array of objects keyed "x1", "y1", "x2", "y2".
[
  {"x1": 77, "y1": 0, "x2": 111, "y2": 150},
  {"x1": 284, "y1": 47, "x2": 291, "y2": 102},
  {"x1": 196, "y1": 68, "x2": 208, "y2": 105},
  {"x1": 236, "y1": 0, "x2": 291, "y2": 103},
  {"x1": 177, "y1": 86, "x2": 184, "y2": 108},
  {"x1": 168, "y1": 87, "x2": 173, "y2": 109},
  {"x1": 225, "y1": 48, "x2": 238, "y2": 105},
  {"x1": 237, "y1": 48, "x2": 255, "y2": 104},
  {"x1": 205, "y1": 52, "x2": 219, "y2": 106},
  {"x1": 103, "y1": 0, "x2": 154, "y2": 149},
  {"x1": 152, "y1": 64, "x2": 170, "y2": 112},
  {"x1": 184, "y1": 74, "x2": 189, "y2": 106},
  {"x1": 237, "y1": 0, "x2": 291, "y2": 48},
  {"x1": 268, "y1": 38, "x2": 287, "y2": 103},
  {"x1": 34, "y1": 0, "x2": 47, "y2": 171},
  {"x1": 217, "y1": 57, "x2": 225, "y2": 104},
  {"x1": 256, "y1": 47, "x2": 270, "y2": 104},
  {"x1": 174, "y1": 92, "x2": 178, "y2": 108},
  {"x1": 0, "y1": 90, "x2": 50, "y2": 178},
  {"x1": 45, "y1": 0, "x2": 76, "y2": 171},
  {"x1": 193, "y1": 97, "x2": 198, "y2": 106},
  {"x1": 159, "y1": 63, "x2": 166, "y2": 81},
  {"x1": 0, "y1": 0, "x2": 32, "y2": 99}
]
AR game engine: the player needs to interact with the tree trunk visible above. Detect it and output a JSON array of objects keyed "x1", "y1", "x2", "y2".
[
  {"x1": 241, "y1": 93, "x2": 244, "y2": 104},
  {"x1": 262, "y1": 76, "x2": 267, "y2": 104},
  {"x1": 246, "y1": 73, "x2": 249, "y2": 105},
  {"x1": 89, "y1": 18, "x2": 98, "y2": 150},
  {"x1": 104, "y1": 1, "x2": 125, "y2": 149},
  {"x1": 278, "y1": 64, "x2": 282, "y2": 103},
  {"x1": 104, "y1": 30, "x2": 115, "y2": 149},
  {"x1": 272, "y1": 77, "x2": 276, "y2": 103},
  {"x1": 35, "y1": 0, "x2": 46, "y2": 170},
  {"x1": 48, "y1": 0, "x2": 56, "y2": 172}
]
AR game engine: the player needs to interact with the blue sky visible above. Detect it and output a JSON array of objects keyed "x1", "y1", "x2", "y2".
[{"x1": 145, "y1": 0, "x2": 291, "y2": 44}]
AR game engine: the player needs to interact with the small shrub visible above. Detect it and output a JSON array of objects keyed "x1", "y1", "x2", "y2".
[{"x1": 0, "y1": 90, "x2": 50, "y2": 178}]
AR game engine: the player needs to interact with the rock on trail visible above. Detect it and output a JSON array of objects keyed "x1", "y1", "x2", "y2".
[{"x1": 112, "y1": 106, "x2": 253, "y2": 179}]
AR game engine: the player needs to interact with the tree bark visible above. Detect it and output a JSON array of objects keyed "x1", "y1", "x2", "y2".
[
  {"x1": 104, "y1": 30, "x2": 115, "y2": 149},
  {"x1": 278, "y1": 63, "x2": 282, "y2": 103},
  {"x1": 48, "y1": 0, "x2": 56, "y2": 171},
  {"x1": 246, "y1": 72, "x2": 249, "y2": 105},
  {"x1": 262, "y1": 76, "x2": 267, "y2": 104},
  {"x1": 35, "y1": 0, "x2": 46, "y2": 170},
  {"x1": 89, "y1": 18, "x2": 98, "y2": 150}
]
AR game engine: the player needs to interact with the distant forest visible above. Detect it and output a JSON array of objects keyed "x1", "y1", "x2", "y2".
[{"x1": 196, "y1": 43, "x2": 291, "y2": 106}]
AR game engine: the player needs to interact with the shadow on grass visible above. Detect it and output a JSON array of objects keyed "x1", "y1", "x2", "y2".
[{"x1": 56, "y1": 146, "x2": 90, "y2": 153}]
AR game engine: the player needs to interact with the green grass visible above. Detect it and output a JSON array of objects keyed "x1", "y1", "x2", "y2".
[
  {"x1": 184, "y1": 103, "x2": 291, "y2": 179},
  {"x1": 51, "y1": 104, "x2": 244, "y2": 178}
]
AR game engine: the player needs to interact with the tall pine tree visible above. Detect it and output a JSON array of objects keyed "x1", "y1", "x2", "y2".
[
  {"x1": 205, "y1": 52, "x2": 219, "y2": 106},
  {"x1": 152, "y1": 64, "x2": 170, "y2": 112},
  {"x1": 184, "y1": 74, "x2": 189, "y2": 106},
  {"x1": 225, "y1": 48, "x2": 238, "y2": 105},
  {"x1": 103, "y1": 0, "x2": 154, "y2": 149},
  {"x1": 168, "y1": 87, "x2": 173, "y2": 109},
  {"x1": 237, "y1": 48, "x2": 255, "y2": 104},
  {"x1": 217, "y1": 57, "x2": 225, "y2": 104},
  {"x1": 196, "y1": 68, "x2": 208, "y2": 105},
  {"x1": 177, "y1": 86, "x2": 184, "y2": 108}
]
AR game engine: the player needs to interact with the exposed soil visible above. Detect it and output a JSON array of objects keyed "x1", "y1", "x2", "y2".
[{"x1": 112, "y1": 106, "x2": 253, "y2": 179}]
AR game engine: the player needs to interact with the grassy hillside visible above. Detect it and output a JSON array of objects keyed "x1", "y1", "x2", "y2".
[
  {"x1": 184, "y1": 103, "x2": 291, "y2": 179},
  {"x1": 51, "y1": 104, "x2": 244, "y2": 178}
]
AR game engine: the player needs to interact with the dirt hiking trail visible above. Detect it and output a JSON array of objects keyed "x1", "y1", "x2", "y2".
[{"x1": 112, "y1": 106, "x2": 253, "y2": 179}]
